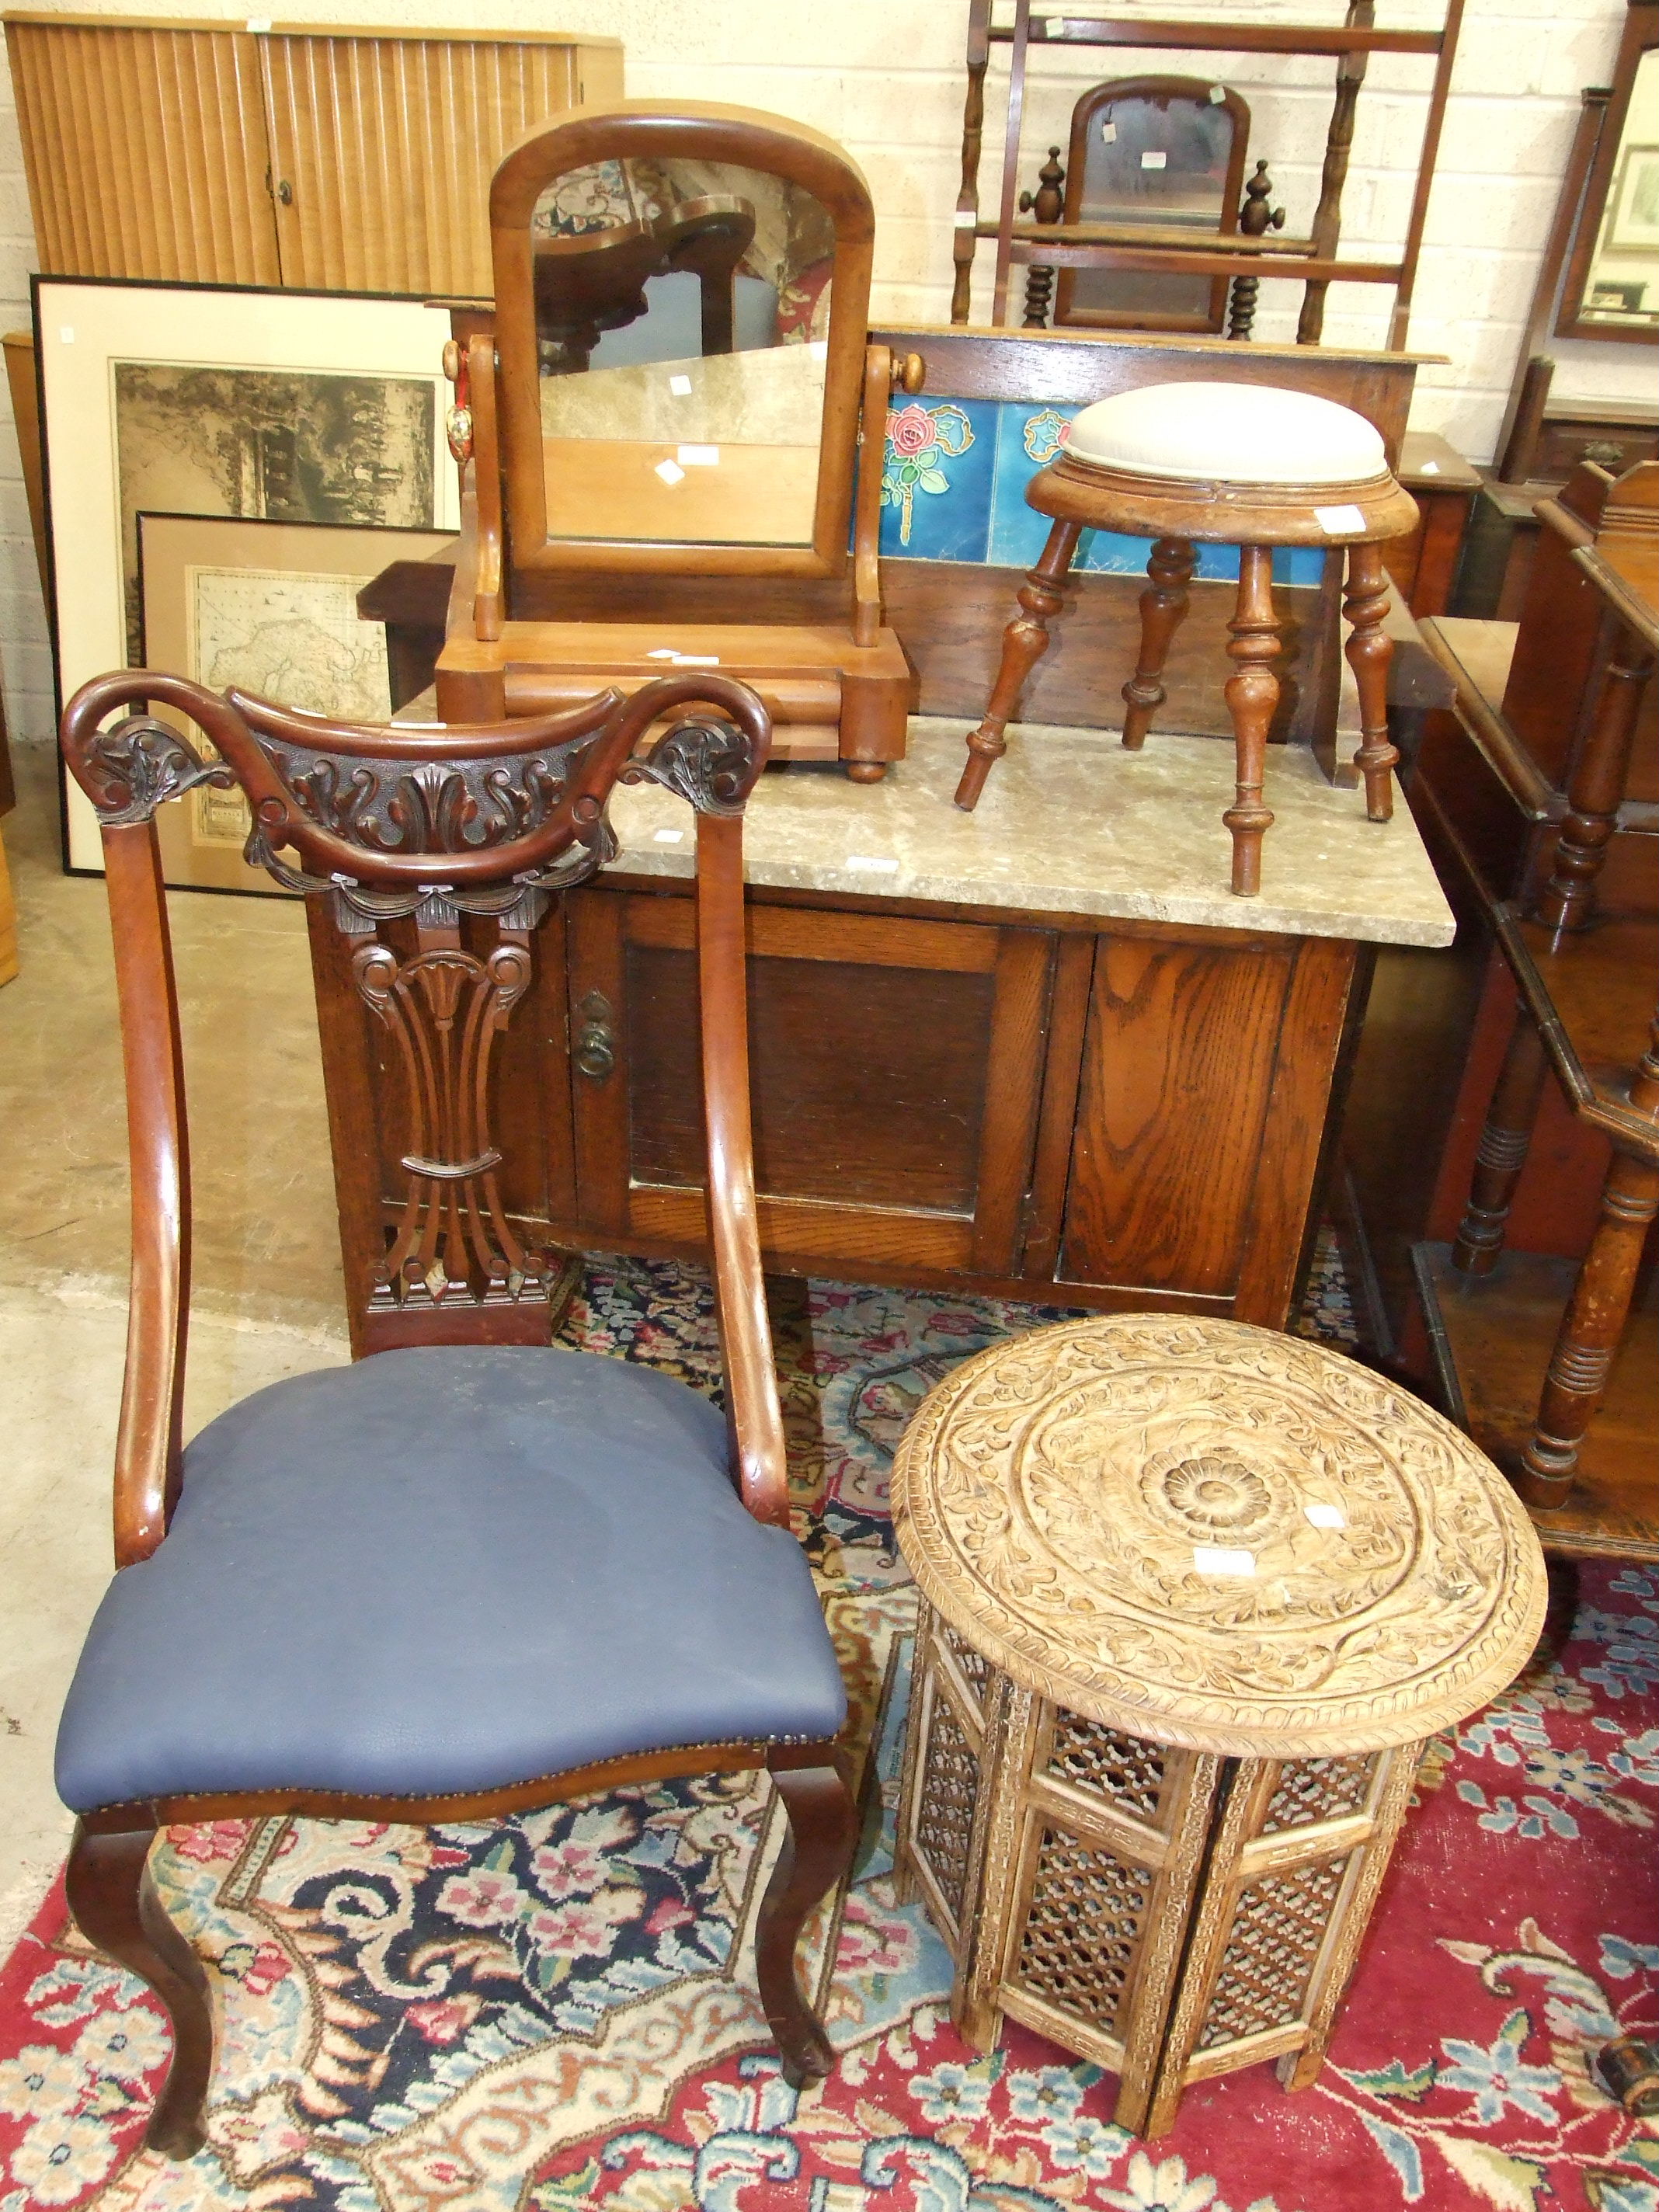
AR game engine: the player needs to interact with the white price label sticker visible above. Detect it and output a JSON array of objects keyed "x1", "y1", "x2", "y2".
[
  {"x1": 846, "y1": 854, "x2": 899, "y2": 875},
  {"x1": 646, "y1": 648, "x2": 676, "y2": 659},
  {"x1": 1419, "y1": 459, "x2": 1440, "y2": 475},
  {"x1": 59, "y1": 325, "x2": 75, "y2": 345},
  {"x1": 1209, "y1": 83, "x2": 1226, "y2": 103},
  {"x1": 246, "y1": 15, "x2": 272, "y2": 28},
  {"x1": 667, "y1": 374, "x2": 693, "y2": 397},
  {"x1": 1141, "y1": 150, "x2": 1167, "y2": 170},
  {"x1": 671, "y1": 653, "x2": 720, "y2": 666},
  {"x1": 677, "y1": 443, "x2": 719, "y2": 467},
  {"x1": 1193, "y1": 1546, "x2": 1256, "y2": 1577},
  {"x1": 1303, "y1": 1503, "x2": 1348, "y2": 1530},
  {"x1": 1315, "y1": 503, "x2": 1366, "y2": 534},
  {"x1": 652, "y1": 828, "x2": 685, "y2": 845},
  {"x1": 953, "y1": 209, "x2": 978, "y2": 228},
  {"x1": 1101, "y1": 120, "x2": 1117, "y2": 144},
  {"x1": 655, "y1": 459, "x2": 687, "y2": 486}
]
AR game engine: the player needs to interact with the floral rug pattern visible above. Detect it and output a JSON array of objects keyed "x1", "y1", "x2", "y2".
[{"x1": 2, "y1": 1246, "x2": 1654, "y2": 2212}]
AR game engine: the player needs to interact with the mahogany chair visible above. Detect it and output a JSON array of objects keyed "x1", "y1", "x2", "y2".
[{"x1": 54, "y1": 668, "x2": 857, "y2": 2161}]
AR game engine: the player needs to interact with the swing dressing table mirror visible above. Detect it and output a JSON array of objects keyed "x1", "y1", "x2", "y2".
[{"x1": 436, "y1": 101, "x2": 920, "y2": 779}]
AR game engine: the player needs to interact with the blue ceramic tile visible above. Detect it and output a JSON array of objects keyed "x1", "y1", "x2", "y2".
[{"x1": 873, "y1": 395, "x2": 997, "y2": 562}]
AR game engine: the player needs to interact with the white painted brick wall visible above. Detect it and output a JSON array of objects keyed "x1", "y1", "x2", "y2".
[{"x1": 0, "y1": 0, "x2": 1647, "y2": 739}]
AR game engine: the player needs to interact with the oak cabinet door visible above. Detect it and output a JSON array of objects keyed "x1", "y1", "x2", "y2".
[
  {"x1": 563, "y1": 890, "x2": 1054, "y2": 1278},
  {"x1": 260, "y1": 34, "x2": 612, "y2": 297},
  {"x1": 7, "y1": 20, "x2": 279, "y2": 285},
  {"x1": 1028, "y1": 930, "x2": 1357, "y2": 1325}
]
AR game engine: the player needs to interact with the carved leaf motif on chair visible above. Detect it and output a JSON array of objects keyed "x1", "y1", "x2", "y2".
[
  {"x1": 624, "y1": 716, "x2": 763, "y2": 816},
  {"x1": 76, "y1": 715, "x2": 236, "y2": 826},
  {"x1": 270, "y1": 743, "x2": 577, "y2": 855},
  {"x1": 353, "y1": 937, "x2": 545, "y2": 1310}
]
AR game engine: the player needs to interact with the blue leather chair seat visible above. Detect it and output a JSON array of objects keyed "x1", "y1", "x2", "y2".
[{"x1": 56, "y1": 1346, "x2": 847, "y2": 1813}]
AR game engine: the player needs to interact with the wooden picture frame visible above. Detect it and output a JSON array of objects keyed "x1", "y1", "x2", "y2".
[
  {"x1": 489, "y1": 101, "x2": 875, "y2": 583},
  {"x1": 137, "y1": 513, "x2": 457, "y2": 896},
  {"x1": 36, "y1": 276, "x2": 460, "y2": 874}
]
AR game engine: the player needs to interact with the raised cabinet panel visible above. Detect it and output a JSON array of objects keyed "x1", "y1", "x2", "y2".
[
  {"x1": 1057, "y1": 934, "x2": 1297, "y2": 1297},
  {"x1": 6, "y1": 20, "x2": 278, "y2": 283},
  {"x1": 263, "y1": 35, "x2": 590, "y2": 297},
  {"x1": 565, "y1": 891, "x2": 1053, "y2": 1278}
]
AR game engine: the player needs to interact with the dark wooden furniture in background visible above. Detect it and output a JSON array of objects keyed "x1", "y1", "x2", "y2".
[
  {"x1": 3, "y1": 12, "x2": 623, "y2": 296},
  {"x1": 951, "y1": 0, "x2": 1464, "y2": 346},
  {"x1": 55, "y1": 666, "x2": 857, "y2": 2156},
  {"x1": 1388, "y1": 431, "x2": 1480, "y2": 618},
  {"x1": 1341, "y1": 461, "x2": 1657, "y2": 1561}
]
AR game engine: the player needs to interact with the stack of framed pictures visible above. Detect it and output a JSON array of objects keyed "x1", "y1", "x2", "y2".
[{"x1": 37, "y1": 277, "x2": 461, "y2": 893}]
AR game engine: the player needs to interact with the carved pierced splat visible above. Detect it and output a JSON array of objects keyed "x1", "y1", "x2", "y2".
[
  {"x1": 57, "y1": 670, "x2": 774, "y2": 1336},
  {"x1": 353, "y1": 929, "x2": 548, "y2": 1313}
]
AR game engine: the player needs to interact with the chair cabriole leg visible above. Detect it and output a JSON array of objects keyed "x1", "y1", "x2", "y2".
[
  {"x1": 1223, "y1": 544, "x2": 1281, "y2": 896},
  {"x1": 1342, "y1": 541, "x2": 1399, "y2": 821},
  {"x1": 756, "y1": 1760, "x2": 858, "y2": 2087},
  {"x1": 955, "y1": 519, "x2": 1083, "y2": 811},
  {"x1": 1122, "y1": 536, "x2": 1196, "y2": 750},
  {"x1": 65, "y1": 1819, "x2": 214, "y2": 2159}
]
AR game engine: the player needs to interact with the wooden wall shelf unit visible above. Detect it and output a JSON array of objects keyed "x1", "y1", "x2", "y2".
[
  {"x1": 2, "y1": 13, "x2": 624, "y2": 297},
  {"x1": 1341, "y1": 461, "x2": 1658, "y2": 1563},
  {"x1": 952, "y1": 0, "x2": 1463, "y2": 346}
]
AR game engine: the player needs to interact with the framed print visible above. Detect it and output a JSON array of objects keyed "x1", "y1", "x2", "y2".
[
  {"x1": 1608, "y1": 144, "x2": 1659, "y2": 256},
  {"x1": 138, "y1": 513, "x2": 457, "y2": 895},
  {"x1": 36, "y1": 276, "x2": 460, "y2": 875}
]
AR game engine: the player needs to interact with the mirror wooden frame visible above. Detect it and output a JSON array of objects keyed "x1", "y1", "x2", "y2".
[
  {"x1": 1555, "y1": 0, "x2": 1659, "y2": 346},
  {"x1": 490, "y1": 99, "x2": 875, "y2": 579},
  {"x1": 1054, "y1": 77, "x2": 1251, "y2": 337}
]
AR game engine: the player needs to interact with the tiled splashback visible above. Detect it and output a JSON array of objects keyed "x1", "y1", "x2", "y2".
[{"x1": 875, "y1": 396, "x2": 1326, "y2": 588}]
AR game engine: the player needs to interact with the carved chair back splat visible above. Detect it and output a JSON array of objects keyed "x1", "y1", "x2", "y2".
[{"x1": 55, "y1": 667, "x2": 857, "y2": 2158}]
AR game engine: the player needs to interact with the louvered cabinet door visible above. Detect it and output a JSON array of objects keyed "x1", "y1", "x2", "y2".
[
  {"x1": 260, "y1": 33, "x2": 621, "y2": 297},
  {"x1": 5, "y1": 17, "x2": 279, "y2": 283}
]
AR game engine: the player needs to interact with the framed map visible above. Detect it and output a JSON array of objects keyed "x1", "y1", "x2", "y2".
[
  {"x1": 34, "y1": 276, "x2": 460, "y2": 877},
  {"x1": 139, "y1": 513, "x2": 455, "y2": 896}
]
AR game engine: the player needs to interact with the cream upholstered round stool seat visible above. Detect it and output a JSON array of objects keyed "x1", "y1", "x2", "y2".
[
  {"x1": 954, "y1": 381, "x2": 1420, "y2": 897},
  {"x1": 891, "y1": 1313, "x2": 1546, "y2": 2139}
]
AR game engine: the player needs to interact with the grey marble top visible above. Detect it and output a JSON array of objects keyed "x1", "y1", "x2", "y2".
[{"x1": 605, "y1": 718, "x2": 1455, "y2": 948}]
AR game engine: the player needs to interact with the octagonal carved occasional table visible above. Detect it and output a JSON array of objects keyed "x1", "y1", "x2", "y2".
[{"x1": 892, "y1": 1316, "x2": 1546, "y2": 2140}]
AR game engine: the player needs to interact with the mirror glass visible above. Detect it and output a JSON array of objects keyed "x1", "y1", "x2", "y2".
[
  {"x1": 531, "y1": 158, "x2": 834, "y2": 547},
  {"x1": 1066, "y1": 86, "x2": 1242, "y2": 327},
  {"x1": 1576, "y1": 48, "x2": 1659, "y2": 329}
]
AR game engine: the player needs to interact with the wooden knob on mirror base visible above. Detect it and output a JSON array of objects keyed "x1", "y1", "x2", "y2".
[
  {"x1": 442, "y1": 339, "x2": 462, "y2": 384},
  {"x1": 892, "y1": 353, "x2": 925, "y2": 397}
]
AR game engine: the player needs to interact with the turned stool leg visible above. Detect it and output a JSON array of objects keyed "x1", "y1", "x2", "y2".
[
  {"x1": 1451, "y1": 1003, "x2": 1549, "y2": 1275},
  {"x1": 1122, "y1": 536, "x2": 1197, "y2": 750},
  {"x1": 1518, "y1": 1009, "x2": 1659, "y2": 1510},
  {"x1": 955, "y1": 519, "x2": 1083, "y2": 811},
  {"x1": 1223, "y1": 545, "x2": 1281, "y2": 896},
  {"x1": 1341, "y1": 542, "x2": 1399, "y2": 822}
]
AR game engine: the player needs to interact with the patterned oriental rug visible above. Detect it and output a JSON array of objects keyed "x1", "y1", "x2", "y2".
[{"x1": 2, "y1": 1248, "x2": 1655, "y2": 2212}]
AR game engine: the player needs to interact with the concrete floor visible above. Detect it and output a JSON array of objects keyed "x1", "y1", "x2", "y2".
[{"x1": 0, "y1": 746, "x2": 351, "y2": 1946}]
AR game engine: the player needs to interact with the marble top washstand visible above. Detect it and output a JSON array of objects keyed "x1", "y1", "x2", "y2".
[{"x1": 603, "y1": 717, "x2": 1454, "y2": 948}]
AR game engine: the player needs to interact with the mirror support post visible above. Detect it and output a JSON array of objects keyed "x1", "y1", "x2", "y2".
[{"x1": 853, "y1": 347, "x2": 925, "y2": 649}]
